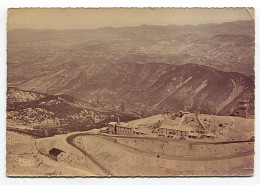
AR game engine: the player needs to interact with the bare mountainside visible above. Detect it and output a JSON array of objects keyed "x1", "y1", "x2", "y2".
[
  {"x1": 17, "y1": 63, "x2": 254, "y2": 116},
  {"x1": 7, "y1": 20, "x2": 254, "y2": 88},
  {"x1": 7, "y1": 20, "x2": 254, "y2": 116}
]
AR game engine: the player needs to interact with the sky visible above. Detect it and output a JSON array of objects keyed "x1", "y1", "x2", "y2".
[{"x1": 7, "y1": 8, "x2": 254, "y2": 30}]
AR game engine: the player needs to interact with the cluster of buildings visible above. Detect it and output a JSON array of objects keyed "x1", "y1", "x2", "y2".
[
  {"x1": 100, "y1": 100, "x2": 250, "y2": 140},
  {"x1": 157, "y1": 124, "x2": 214, "y2": 140},
  {"x1": 152, "y1": 112, "x2": 215, "y2": 140},
  {"x1": 100, "y1": 111, "x2": 216, "y2": 140}
]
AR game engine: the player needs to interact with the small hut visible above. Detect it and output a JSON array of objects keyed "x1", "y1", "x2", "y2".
[{"x1": 48, "y1": 148, "x2": 65, "y2": 161}]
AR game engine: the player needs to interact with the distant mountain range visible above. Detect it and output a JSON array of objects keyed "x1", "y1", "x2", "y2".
[{"x1": 7, "y1": 20, "x2": 255, "y2": 116}]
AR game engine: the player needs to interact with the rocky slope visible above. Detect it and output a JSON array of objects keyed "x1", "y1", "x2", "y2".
[
  {"x1": 7, "y1": 20, "x2": 254, "y2": 116},
  {"x1": 7, "y1": 20, "x2": 254, "y2": 88},
  {"x1": 15, "y1": 63, "x2": 254, "y2": 116}
]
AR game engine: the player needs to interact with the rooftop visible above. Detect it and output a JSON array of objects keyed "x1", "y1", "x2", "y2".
[
  {"x1": 108, "y1": 122, "x2": 117, "y2": 126},
  {"x1": 159, "y1": 124, "x2": 195, "y2": 132},
  {"x1": 116, "y1": 122, "x2": 134, "y2": 129},
  {"x1": 49, "y1": 148, "x2": 64, "y2": 156}
]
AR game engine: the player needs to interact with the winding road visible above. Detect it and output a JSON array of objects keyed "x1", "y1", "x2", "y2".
[
  {"x1": 66, "y1": 133, "x2": 113, "y2": 176},
  {"x1": 8, "y1": 128, "x2": 254, "y2": 175},
  {"x1": 65, "y1": 132, "x2": 254, "y2": 175}
]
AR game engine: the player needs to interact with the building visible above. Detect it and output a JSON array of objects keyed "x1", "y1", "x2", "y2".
[
  {"x1": 237, "y1": 99, "x2": 249, "y2": 118},
  {"x1": 158, "y1": 124, "x2": 214, "y2": 140},
  {"x1": 107, "y1": 122, "x2": 117, "y2": 134},
  {"x1": 132, "y1": 129, "x2": 145, "y2": 135},
  {"x1": 105, "y1": 121, "x2": 145, "y2": 136},
  {"x1": 188, "y1": 132, "x2": 200, "y2": 139},
  {"x1": 48, "y1": 148, "x2": 66, "y2": 161},
  {"x1": 159, "y1": 125, "x2": 195, "y2": 138},
  {"x1": 176, "y1": 111, "x2": 190, "y2": 117},
  {"x1": 199, "y1": 133, "x2": 215, "y2": 139},
  {"x1": 115, "y1": 122, "x2": 132, "y2": 135}
]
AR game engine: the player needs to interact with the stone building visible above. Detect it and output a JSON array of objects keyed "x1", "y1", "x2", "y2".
[
  {"x1": 159, "y1": 125, "x2": 195, "y2": 138},
  {"x1": 238, "y1": 99, "x2": 249, "y2": 118},
  {"x1": 48, "y1": 148, "x2": 66, "y2": 161},
  {"x1": 115, "y1": 122, "x2": 132, "y2": 135},
  {"x1": 158, "y1": 124, "x2": 214, "y2": 140},
  {"x1": 106, "y1": 121, "x2": 145, "y2": 136},
  {"x1": 107, "y1": 122, "x2": 117, "y2": 134}
]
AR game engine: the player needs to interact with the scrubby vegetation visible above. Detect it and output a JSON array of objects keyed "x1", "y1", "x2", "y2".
[{"x1": 7, "y1": 88, "x2": 138, "y2": 137}]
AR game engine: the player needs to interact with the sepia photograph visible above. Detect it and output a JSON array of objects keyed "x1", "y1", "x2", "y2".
[{"x1": 6, "y1": 8, "x2": 255, "y2": 176}]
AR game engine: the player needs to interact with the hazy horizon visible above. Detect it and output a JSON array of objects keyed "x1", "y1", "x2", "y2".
[
  {"x1": 8, "y1": 20, "x2": 253, "y2": 32},
  {"x1": 7, "y1": 8, "x2": 254, "y2": 30}
]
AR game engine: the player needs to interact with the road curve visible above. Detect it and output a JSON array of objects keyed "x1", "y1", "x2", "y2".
[
  {"x1": 66, "y1": 132, "x2": 254, "y2": 163},
  {"x1": 96, "y1": 135, "x2": 254, "y2": 161},
  {"x1": 66, "y1": 133, "x2": 113, "y2": 176}
]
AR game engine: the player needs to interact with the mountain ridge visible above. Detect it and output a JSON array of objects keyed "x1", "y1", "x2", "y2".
[
  {"x1": 16, "y1": 62, "x2": 254, "y2": 116},
  {"x1": 7, "y1": 20, "x2": 255, "y2": 117}
]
